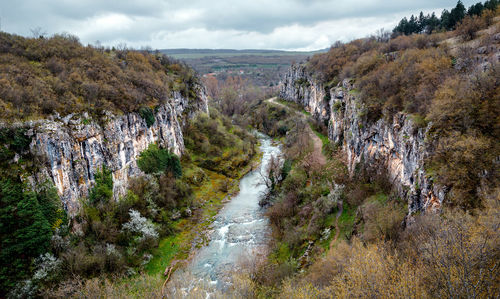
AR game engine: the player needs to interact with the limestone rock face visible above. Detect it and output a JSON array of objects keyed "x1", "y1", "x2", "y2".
[
  {"x1": 25, "y1": 87, "x2": 208, "y2": 216},
  {"x1": 280, "y1": 65, "x2": 445, "y2": 214},
  {"x1": 279, "y1": 64, "x2": 330, "y2": 123}
]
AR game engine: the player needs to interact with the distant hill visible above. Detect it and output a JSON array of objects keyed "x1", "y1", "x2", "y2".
[
  {"x1": 160, "y1": 48, "x2": 326, "y2": 59},
  {"x1": 159, "y1": 48, "x2": 327, "y2": 87}
]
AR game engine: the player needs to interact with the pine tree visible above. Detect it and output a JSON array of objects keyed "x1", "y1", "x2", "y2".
[
  {"x1": 418, "y1": 12, "x2": 427, "y2": 33},
  {"x1": 484, "y1": 0, "x2": 499, "y2": 10},
  {"x1": 393, "y1": 17, "x2": 409, "y2": 35},
  {"x1": 441, "y1": 9, "x2": 452, "y2": 30},
  {"x1": 467, "y1": 3, "x2": 484, "y2": 16},
  {"x1": 450, "y1": 0, "x2": 467, "y2": 29},
  {"x1": 0, "y1": 179, "x2": 53, "y2": 294},
  {"x1": 427, "y1": 12, "x2": 440, "y2": 33},
  {"x1": 408, "y1": 15, "x2": 418, "y2": 34},
  {"x1": 88, "y1": 166, "x2": 113, "y2": 204}
]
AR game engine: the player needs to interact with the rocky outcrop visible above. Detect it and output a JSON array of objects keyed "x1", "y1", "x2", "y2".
[
  {"x1": 23, "y1": 87, "x2": 208, "y2": 216},
  {"x1": 280, "y1": 65, "x2": 445, "y2": 214},
  {"x1": 279, "y1": 65, "x2": 330, "y2": 123}
]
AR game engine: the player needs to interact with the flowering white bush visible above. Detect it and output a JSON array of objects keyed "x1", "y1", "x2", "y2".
[
  {"x1": 8, "y1": 279, "x2": 36, "y2": 299},
  {"x1": 320, "y1": 228, "x2": 331, "y2": 241},
  {"x1": 142, "y1": 253, "x2": 153, "y2": 266},
  {"x1": 106, "y1": 243, "x2": 121, "y2": 257},
  {"x1": 328, "y1": 183, "x2": 345, "y2": 204},
  {"x1": 121, "y1": 209, "x2": 159, "y2": 241},
  {"x1": 33, "y1": 253, "x2": 61, "y2": 281},
  {"x1": 8, "y1": 253, "x2": 61, "y2": 299}
]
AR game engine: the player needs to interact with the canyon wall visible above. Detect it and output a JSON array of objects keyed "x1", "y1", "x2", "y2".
[
  {"x1": 23, "y1": 88, "x2": 208, "y2": 216},
  {"x1": 280, "y1": 65, "x2": 445, "y2": 214}
]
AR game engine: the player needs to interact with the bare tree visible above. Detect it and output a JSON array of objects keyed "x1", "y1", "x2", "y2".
[
  {"x1": 116, "y1": 42, "x2": 128, "y2": 51},
  {"x1": 258, "y1": 154, "x2": 283, "y2": 206},
  {"x1": 374, "y1": 28, "x2": 391, "y2": 43},
  {"x1": 285, "y1": 120, "x2": 311, "y2": 160},
  {"x1": 93, "y1": 40, "x2": 104, "y2": 53},
  {"x1": 259, "y1": 155, "x2": 282, "y2": 190},
  {"x1": 30, "y1": 26, "x2": 47, "y2": 38}
]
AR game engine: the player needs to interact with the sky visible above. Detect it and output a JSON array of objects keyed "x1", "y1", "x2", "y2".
[{"x1": 0, "y1": 0, "x2": 479, "y2": 51}]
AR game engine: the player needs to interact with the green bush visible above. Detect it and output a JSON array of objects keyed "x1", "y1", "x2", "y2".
[
  {"x1": 138, "y1": 107, "x2": 156, "y2": 128},
  {"x1": 88, "y1": 166, "x2": 113, "y2": 204},
  {"x1": 0, "y1": 178, "x2": 61, "y2": 295},
  {"x1": 137, "y1": 144, "x2": 182, "y2": 178}
]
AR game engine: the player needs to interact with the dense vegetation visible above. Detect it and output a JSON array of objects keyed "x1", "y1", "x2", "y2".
[
  {"x1": 202, "y1": 66, "x2": 499, "y2": 298},
  {"x1": 393, "y1": 0, "x2": 499, "y2": 35},
  {"x1": 0, "y1": 32, "x2": 199, "y2": 121},
  {"x1": 306, "y1": 3, "x2": 499, "y2": 210},
  {"x1": 0, "y1": 128, "x2": 66, "y2": 296},
  {"x1": 137, "y1": 144, "x2": 182, "y2": 178},
  {"x1": 184, "y1": 108, "x2": 257, "y2": 177},
  {"x1": 0, "y1": 108, "x2": 258, "y2": 297},
  {"x1": 231, "y1": 198, "x2": 499, "y2": 298}
]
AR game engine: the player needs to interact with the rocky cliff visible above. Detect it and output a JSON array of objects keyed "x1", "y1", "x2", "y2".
[
  {"x1": 280, "y1": 65, "x2": 445, "y2": 214},
  {"x1": 22, "y1": 88, "x2": 208, "y2": 216}
]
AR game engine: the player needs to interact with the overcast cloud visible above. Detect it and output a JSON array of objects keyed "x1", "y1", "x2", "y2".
[{"x1": 0, "y1": 0, "x2": 479, "y2": 50}]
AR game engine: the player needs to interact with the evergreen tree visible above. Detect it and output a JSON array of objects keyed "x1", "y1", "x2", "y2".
[
  {"x1": 484, "y1": 0, "x2": 499, "y2": 10},
  {"x1": 418, "y1": 12, "x2": 427, "y2": 33},
  {"x1": 88, "y1": 166, "x2": 113, "y2": 204},
  {"x1": 427, "y1": 12, "x2": 440, "y2": 33},
  {"x1": 441, "y1": 9, "x2": 453, "y2": 30},
  {"x1": 467, "y1": 2, "x2": 484, "y2": 16},
  {"x1": 449, "y1": 0, "x2": 467, "y2": 28},
  {"x1": 0, "y1": 179, "x2": 53, "y2": 294},
  {"x1": 137, "y1": 144, "x2": 182, "y2": 178},
  {"x1": 393, "y1": 17, "x2": 409, "y2": 35},
  {"x1": 408, "y1": 15, "x2": 419, "y2": 34}
]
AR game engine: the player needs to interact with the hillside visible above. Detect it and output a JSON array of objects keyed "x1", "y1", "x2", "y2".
[
  {"x1": 0, "y1": 33, "x2": 204, "y2": 121},
  {"x1": 286, "y1": 14, "x2": 500, "y2": 211},
  {"x1": 0, "y1": 32, "x2": 258, "y2": 296},
  {"x1": 242, "y1": 5, "x2": 499, "y2": 299}
]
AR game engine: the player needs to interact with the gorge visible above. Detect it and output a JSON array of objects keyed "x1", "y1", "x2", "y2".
[
  {"x1": 1, "y1": 1, "x2": 499, "y2": 297},
  {"x1": 280, "y1": 65, "x2": 445, "y2": 215}
]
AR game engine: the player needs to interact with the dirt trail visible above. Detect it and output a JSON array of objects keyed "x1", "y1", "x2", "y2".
[
  {"x1": 330, "y1": 200, "x2": 343, "y2": 248},
  {"x1": 267, "y1": 97, "x2": 325, "y2": 165},
  {"x1": 267, "y1": 97, "x2": 341, "y2": 248}
]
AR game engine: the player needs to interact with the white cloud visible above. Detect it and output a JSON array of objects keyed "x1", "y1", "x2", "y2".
[
  {"x1": 0, "y1": 0, "x2": 480, "y2": 50},
  {"x1": 170, "y1": 8, "x2": 204, "y2": 24},
  {"x1": 76, "y1": 13, "x2": 134, "y2": 38},
  {"x1": 142, "y1": 14, "x2": 402, "y2": 50}
]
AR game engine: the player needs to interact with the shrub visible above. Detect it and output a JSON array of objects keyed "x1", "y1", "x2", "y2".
[
  {"x1": 456, "y1": 15, "x2": 486, "y2": 40},
  {"x1": 137, "y1": 144, "x2": 182, "y2": 178},
  {"x1": 87, "y1": 167, "x2": 112, "y2": 206},
  {"x1": 138, "y1": 106, "x2": 156, "y2": 128},
  {"x1": 121, "y1": 209, "x2": 159, "y2": 249},
  {"x1": 0, "y1": 179, "x2": 55, "y2": 294},
  {"x1": 360, "y1": 199, "x2": 406, "y2": 242},
  {"x1": 0, "y1": 32, "x2": 200, "y2": 121}
]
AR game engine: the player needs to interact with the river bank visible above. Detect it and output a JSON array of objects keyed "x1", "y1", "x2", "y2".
[
  {"x1": 145, "y1": 137, "x2": 264, "y2": 276},
  {"x1": 165, "y1": 133, "x2": 282, "y2": 296}
]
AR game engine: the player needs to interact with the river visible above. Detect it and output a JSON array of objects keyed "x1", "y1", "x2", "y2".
[{"x1": 186, "y1": 132, "x2": 281, "y2": 290}]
